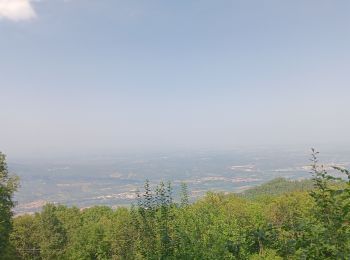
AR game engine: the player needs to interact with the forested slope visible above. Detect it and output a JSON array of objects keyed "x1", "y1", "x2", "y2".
[
  {"x1": 240, "y1": 177, "x2": 314, "y2": 199},
  {"x1": 1, "y1": 150, "x2": 350, "y2": 259}
]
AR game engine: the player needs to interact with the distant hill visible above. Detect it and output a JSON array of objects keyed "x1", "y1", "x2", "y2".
[{"x1": 241, "y1": 177, "x2": 314, "y2": 199}]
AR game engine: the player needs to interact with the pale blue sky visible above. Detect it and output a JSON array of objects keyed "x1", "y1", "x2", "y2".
[{"x1": 1, "y1": 0, "x2": 350, "y2": 157}]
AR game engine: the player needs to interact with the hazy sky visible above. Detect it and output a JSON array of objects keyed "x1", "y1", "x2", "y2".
[{"x1": 1, "y1": 0, "x2": 350, "y2": 158}]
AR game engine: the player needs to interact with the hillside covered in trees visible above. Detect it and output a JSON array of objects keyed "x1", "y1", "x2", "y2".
[{"x1": 1, "y1": 150, "x2": 350, "y2": 259}]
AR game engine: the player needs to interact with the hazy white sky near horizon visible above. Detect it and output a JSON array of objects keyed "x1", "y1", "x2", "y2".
[{"x1": 1, "y1": 0, "x2": 350, "y2": 158}]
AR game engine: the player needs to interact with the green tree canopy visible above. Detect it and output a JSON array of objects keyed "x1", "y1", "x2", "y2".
[{"x1": 0, "y1": 152, "x2": 19, "y2": 257}]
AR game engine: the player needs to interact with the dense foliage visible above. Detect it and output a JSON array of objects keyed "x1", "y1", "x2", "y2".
[
  {"x1": 0, "y1": 152, "x2": 19, "y2": 258},
  {"x1": 1, "y1": 150, "x2": 350, "y2": 259}
]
